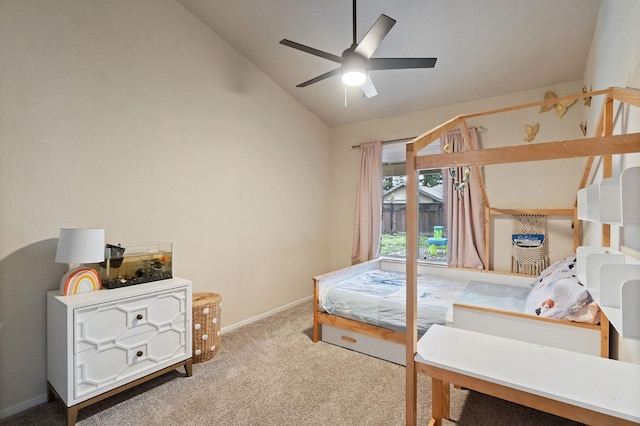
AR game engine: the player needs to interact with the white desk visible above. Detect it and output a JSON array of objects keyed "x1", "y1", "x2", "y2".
[{"x1": 415, "y1": 325, "x2": 640, "y2": 426}]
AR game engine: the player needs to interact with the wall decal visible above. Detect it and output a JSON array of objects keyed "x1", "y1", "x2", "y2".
[
  {"x1": 540, "y1": 91, "x2": 557, "y2": 113},
  {"x1": 524, "y1": 123, "x2": 540, "y2": 142},
  {"x1": 554, "y1": 99, "x2": 576, "y2": 118},
  {"x1": 582, "y1": 86, "x2": 592, "y2": 107},
  {"x1": 538, "y1": 91, "x2": 576, "y2": 118}
]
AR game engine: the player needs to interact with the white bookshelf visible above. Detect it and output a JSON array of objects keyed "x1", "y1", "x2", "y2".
[
  {"x1": 576, "y1": 247, "x2": 640, "y2": 340},
  {"x1": 577, "y1": 166, "x2": 640, "y2": 225},
  {"x1": 576, "y1": 166, "x2": 640, "y2": 341}
]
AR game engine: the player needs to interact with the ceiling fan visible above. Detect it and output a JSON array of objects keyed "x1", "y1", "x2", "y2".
[{"x1": 280, "y1": 0, "x2": 437, "y2": 98}]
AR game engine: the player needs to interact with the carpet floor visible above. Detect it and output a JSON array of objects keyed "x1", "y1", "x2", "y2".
[{"x1": 1, "y1": 300, "x2": 582, "y2": 425}]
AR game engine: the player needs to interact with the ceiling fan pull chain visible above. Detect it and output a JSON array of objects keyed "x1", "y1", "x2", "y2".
[{"x1": 345, "y1": 84, "x2": 348, "y2": 107}]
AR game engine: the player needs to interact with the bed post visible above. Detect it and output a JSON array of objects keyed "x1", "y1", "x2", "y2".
[
  {"x1": 460, "y1": 120, "x2": 491, "y2": 270},
  {"x1": 312, "y1": 277, "x2": 320, "y2": 343},
  {"x1": 602, "y1": 96, "x2": 614, "y2": 248},
  {"x1": 597, "y1": 96, "x2": 615, "y2": 358},
  {"x1": 600, "y1": 312, "x2": 610, "y2": 358},
  {"x1": 484, "y1": 206, "x2": 491, "y2": 270},
  {"x1": 406, "y1": 142, "x2": 419, "y2": 426}
]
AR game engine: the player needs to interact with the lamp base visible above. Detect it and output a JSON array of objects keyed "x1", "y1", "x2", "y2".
[{"x1": 60, "y1": 267, "x2": 102, "y2": 296}]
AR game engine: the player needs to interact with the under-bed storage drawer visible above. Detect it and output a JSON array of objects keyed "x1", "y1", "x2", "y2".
[{"x1": 322, "y1": 324, "x2": 405, "y2": 365}]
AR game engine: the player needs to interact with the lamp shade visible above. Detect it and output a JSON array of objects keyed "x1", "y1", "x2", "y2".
[{"x1": 55, "y1": 228, "x2": 105, "y2": 264}]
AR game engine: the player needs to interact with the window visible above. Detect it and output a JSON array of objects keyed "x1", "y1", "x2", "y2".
[{"x1": 380, "y1": 140, "x2": 447, "y2": 264}]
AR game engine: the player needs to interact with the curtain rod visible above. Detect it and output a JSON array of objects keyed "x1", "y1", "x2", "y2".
[
  {"x1": 349, "y1": 137, "x2": 414, "y2": 151},
  {"x1": 348, "y1": 126, "x2": 487, "y2": 150}
]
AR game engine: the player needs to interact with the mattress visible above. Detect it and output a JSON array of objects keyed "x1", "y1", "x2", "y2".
[{"x1": 318, "y1": 269, "x2": 467, "y2": 336}]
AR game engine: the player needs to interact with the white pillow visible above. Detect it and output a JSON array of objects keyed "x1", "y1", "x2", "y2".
[{"x1": 524, "y1": 255, "x2": 594, "y2": 320}]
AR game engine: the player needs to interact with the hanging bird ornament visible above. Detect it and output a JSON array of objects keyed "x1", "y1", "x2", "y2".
[{"x1": 450, "y1": 167, "x2": 471, "y2": 197}]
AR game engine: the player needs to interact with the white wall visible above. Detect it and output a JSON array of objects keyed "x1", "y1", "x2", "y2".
[
  {"x1": 581, "y1": 0, "x2": 640, "y2": 364},
  {"x1": 329, "y1": 80, "x2": 585, "y2": 272},
  {"x1": 581, "y1": 0, "x2": 640, "y2": 253},
  {"x1": 0, "y1": 0, "x2": 330, "y2": 416}
]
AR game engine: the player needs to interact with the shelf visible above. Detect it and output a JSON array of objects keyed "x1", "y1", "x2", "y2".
[
  {"x1": 577, "y1": 247, "x2": 640, "y2": 340},
  {"x1": 575, "y1": 246, "x2": 625, "y2": 291},
  {"x1": 619, "y1": 167, "x2": 640, "y2": 224},
  {"x1": 577, "y1": 166, "x2": 640, "y2": 225},
  {"x1": 622, "y1": 280, "x2": 640, "y2": 339},
  {"x1": 577, "y1": 185, "x2": 600, "y2": 222},
  {"x1": 598, "y1": 177, "x2": 620, "y2": 223},
  {"x1": 599, "y1": 263, "x2": 640, "y2": 340}
]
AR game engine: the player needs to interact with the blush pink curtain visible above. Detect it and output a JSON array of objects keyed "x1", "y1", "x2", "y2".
[
  {"x1": 441, "y1": 128, "x2": 486, "y2": 269},
  {"x1": 351, "y1": 141, "x2": 383, "y2": 265}
]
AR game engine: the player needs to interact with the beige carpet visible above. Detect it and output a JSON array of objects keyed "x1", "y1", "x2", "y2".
[{"x1": 1, "y1": 300, "x2": 582, "y2": 425}]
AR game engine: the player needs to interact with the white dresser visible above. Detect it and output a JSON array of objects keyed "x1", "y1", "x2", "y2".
[{"x1": 47, "y1": 277, "x2": 193, "y2": 425}]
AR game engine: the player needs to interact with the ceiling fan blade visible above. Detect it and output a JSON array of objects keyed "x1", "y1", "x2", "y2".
[
  {"x1": 361, "y1": 75, "x2": 377, "y2": 98},
  {"x1": 296, "y1": 68, "x2": 342, "y2": 87},
  {"x1": 280, "y1": 39, "x2": 342, "y2": 63},
  {"x1": 368, "y1": 57, "x2": 437, "y2": 70},
  {"x1": 355, "y1": 14, "x2": 396, "y2": 59}
]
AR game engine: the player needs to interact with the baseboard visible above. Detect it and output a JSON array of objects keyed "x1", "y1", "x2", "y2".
[
  {"x1": 220, "y1": 295, "x2": 312, "y2": 334},
  {"x1": 0, "y1": 393, "x2": 48, "y2": 420}
]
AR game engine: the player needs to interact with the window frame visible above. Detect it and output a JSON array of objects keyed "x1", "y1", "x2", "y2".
[{"x1": 380, "y1": 144, "x2": 447, "y2": 264}]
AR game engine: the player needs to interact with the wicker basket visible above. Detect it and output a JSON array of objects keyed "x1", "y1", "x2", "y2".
[{"x1": 192, "y1": 292, "x2": 222, "y2": 363}]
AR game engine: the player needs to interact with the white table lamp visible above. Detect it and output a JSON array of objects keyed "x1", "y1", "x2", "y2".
[{"x1": 55, "y1": 228, "x2": 105, "y2": 295}]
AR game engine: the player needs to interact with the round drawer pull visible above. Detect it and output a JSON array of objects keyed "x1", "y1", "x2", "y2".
[
  {"x1": 136, "y1": 351, "x2": 143, "y2": 357},
  {"x1": 136, "y1": 314, "x2": 143, "y2": 320}
]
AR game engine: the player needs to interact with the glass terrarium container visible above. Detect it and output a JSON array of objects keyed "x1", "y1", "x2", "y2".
[{"x1": 99, "y1": 242, "x2": 173, "y2": 289}]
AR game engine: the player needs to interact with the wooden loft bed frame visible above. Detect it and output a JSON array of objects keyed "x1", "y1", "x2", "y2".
[{"x1": 404, "y1": 86, "x2": 640, "y2": 425}]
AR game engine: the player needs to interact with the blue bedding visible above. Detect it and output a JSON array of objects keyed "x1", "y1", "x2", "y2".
[{"x1": 318, "y1": 270, "x2": 467, "y2": 336}]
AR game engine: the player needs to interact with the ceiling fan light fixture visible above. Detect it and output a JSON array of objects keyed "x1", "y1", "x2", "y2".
[
  {"x1": 341, "y1": 50, "x2": 367, "y2": 86},
  {"x1": 342, "y1": 69, "x2": 367, "y2": 86}
]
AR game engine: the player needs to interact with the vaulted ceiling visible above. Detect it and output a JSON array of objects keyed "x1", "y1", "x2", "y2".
[{"x1": 177, "y1": 0, "x2": 601, "y2": 127}]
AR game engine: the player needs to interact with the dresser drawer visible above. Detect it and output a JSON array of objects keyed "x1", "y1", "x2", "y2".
[
  {"x1": 74, "y1": 288, "x2": 188, "y2": 353},
  {"x1": 72, "y1": 287, "x2": 189, "y2": 399},
  {"x1": 74, "y1": 324, "x2": 188, "y2": 399}
]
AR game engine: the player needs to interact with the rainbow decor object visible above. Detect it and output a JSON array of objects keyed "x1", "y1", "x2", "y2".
[{"x1": 60, "y1": 267, "x2": 102, "y2": 295}]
